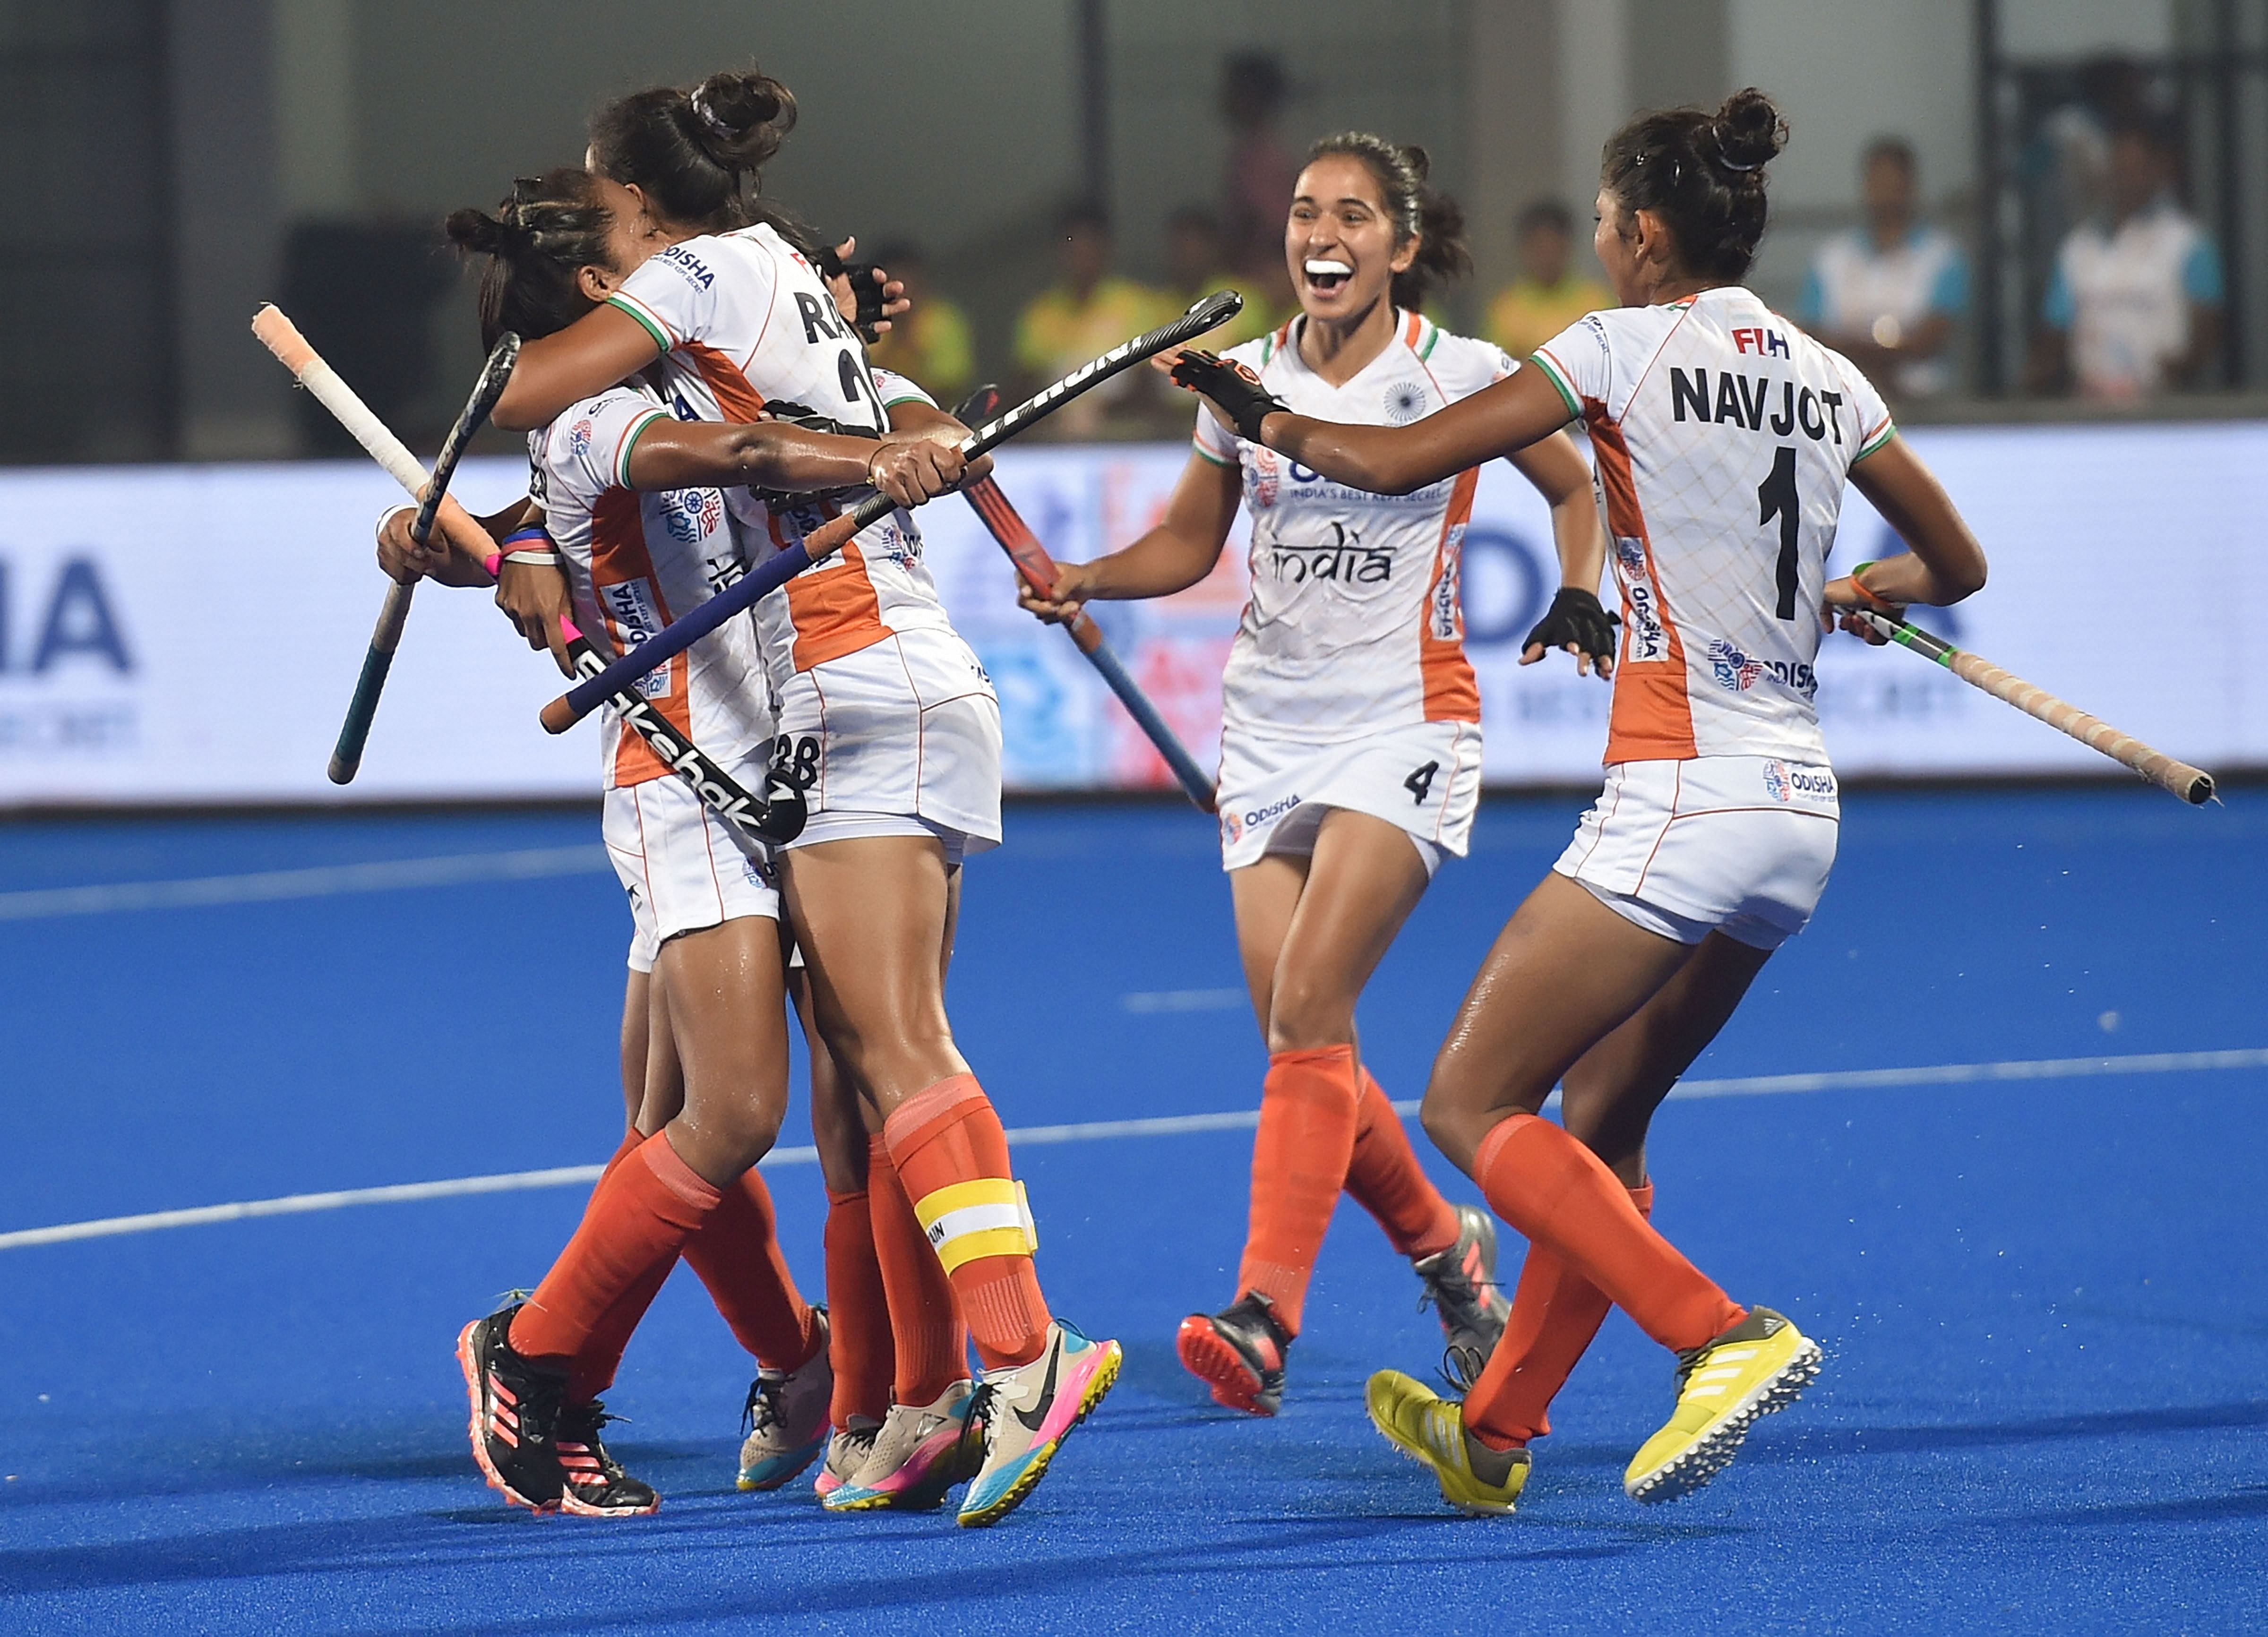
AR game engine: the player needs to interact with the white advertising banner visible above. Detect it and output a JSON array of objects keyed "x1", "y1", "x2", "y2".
[{"x1": 1, "y1": 420, "x2": 2261, "y2": 807}]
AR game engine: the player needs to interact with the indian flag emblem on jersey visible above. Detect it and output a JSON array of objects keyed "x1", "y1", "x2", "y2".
[{"x1": 1383, "y1": 380, "x2": 1428, "y2": 425}]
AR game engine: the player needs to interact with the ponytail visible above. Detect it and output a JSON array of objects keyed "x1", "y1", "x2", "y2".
[{"x1": 444, "y1": 169, "x2": 617, "y2": 350}]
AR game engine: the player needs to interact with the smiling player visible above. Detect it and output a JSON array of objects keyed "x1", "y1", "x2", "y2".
[{"x1": 1022, "y1": 132, "x2": 1615, "y2": 1416}]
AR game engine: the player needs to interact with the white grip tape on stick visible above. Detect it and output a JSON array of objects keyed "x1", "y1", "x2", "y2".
[
  {"x1": 1947, "y1": 650, "x2": 2210, "y2": 802},
  {"x1": 252, "y1": 304, "x2": 431, "y2": 499}
]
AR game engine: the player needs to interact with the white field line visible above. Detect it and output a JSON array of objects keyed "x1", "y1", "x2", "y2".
[
  {"x1": 1122, "y1": 987, "x2": 1247, "y2": 1013},
  {"x1": 2, "y1": 1046, "x2": 2261, "y2": 1254},
  {"x1": 0, "y1": 846, "x2": 612, "y2": 921}
]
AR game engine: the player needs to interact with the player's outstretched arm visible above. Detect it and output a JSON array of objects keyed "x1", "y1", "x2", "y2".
[
  {"x1": 624, "y1": 420, "x2": 967, "y2": 509},
  {"x1": 1507, "y1": 430, "x2": 1615, "y2": 678},
  {"x1": 1830, "y1": 436, "x2": 1988, "y2": 642},
  {"x1": 1018, "y1": 450, "x2": 1241, "y2": 625},
  {"x1": 490, "y1": 305, "x2": 664, "y2": 432},
  {"x1": 1179, "y1": 351, "x2": 1575, "y2": 497}
]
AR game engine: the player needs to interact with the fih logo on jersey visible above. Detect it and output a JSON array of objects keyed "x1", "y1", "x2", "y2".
[
  {"x1": 661, "y1": 488, "x2": 723, "y2": 544},
  {"x1": 1615, "y1": 537, "x2": 1669, "y2": 663},
  {"x1": 1731, "y1": 326, "x2": 1791, "y2": 359},
  {"x1": 1383, "y1": 380, "x2": 1429, "y2": 425},
  {"x1": 1762, "y1": 760, "x2": 1792, "y2": 802}
]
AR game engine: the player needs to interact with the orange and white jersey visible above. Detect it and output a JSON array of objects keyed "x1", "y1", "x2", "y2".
[
  {"x1": 1530, "y1": 287, "x2": 1894, "y2": 766},
  {"x1": 528, "y1": 383, "x2": 772, "y2": 791},
  {"x1": 606, "y1": 223, "x2": 955, "y2": 689},
  {"x1": 1194, "y1": 311, "x2": 1513, "y2": 745}
]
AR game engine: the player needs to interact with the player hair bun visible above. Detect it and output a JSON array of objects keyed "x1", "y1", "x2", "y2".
[
  {"x1": 1599, "y1": 88, "x2": 1788, "y2": 281},
  {"x1": 685, "y1": 68, "x2": 798, "y2": 168},
  {"x1": 1708, "y1": 87, "x2": 1788, "y2": 176},
  {"x1": 443, "y1": 206, "x2": 517, "y2": 258}
]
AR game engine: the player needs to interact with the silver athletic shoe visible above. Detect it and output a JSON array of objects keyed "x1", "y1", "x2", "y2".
[
  {"x1": 824, "y1": 1379, "x2": 985, "y2": 1512},
  {"x1": 811, "y1": 1416, "x2": 881, "y2": 1505},
  {"x1": 736, "y1": 1308, "x2": 834, "y2": 1491},
  {"x1": 1414, "y1": 1205, "x2": 1511, "y2": 1390}
]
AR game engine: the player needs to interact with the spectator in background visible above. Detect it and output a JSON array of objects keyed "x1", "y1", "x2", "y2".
[
  {"x1": 1164, "y1": 204, "x2": 1275, "y2": 348},
  {"x1": 1483, "y1": 201, "x2": 1613, "y2": 360},
  {"x1": 1220, "y1": 52, "x2": 1300, "y2": 279},
  {"x1": 1015, "y1": 202, "x2": 1176, "y2": 435},
  {"x1": 2025, "y1": 116, "x2": 2225, "y2": 399},
  {"x1": 865, "y1": 241, "x2": 974, "y2": 404},
  {"x1": 1799, "y1": 137, "x2": 1967, "y2": 399}
]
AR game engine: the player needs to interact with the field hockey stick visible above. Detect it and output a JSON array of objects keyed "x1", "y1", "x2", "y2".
[
  {"x1": 259, "y1": 304, "x2": 807, "y2": 840},
  {"x1": 952, "y1": 385, "x2": 1217, "y2": 812},
  {"x1": 250, "y1": 306, "x2": 513, "y2": 781},
  {"x1": 537, "y1": 289, "x2": 1247, "y2": 734},
  {"x1": 1848, "y1": 608, "x2": 2215, "y2": 804}
]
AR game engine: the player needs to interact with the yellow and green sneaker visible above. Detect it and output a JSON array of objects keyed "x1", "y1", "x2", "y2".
[
  {"x1": 1624, "y1": 1306, "x2": 1821, "y2": 1504},
  {"x1": 1365, "y1": 1370, "x2": 1530, "y2": 1516}
]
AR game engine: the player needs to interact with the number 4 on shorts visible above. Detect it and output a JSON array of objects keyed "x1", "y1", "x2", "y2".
[{"x1": 1404, "y1": 760, "x2": 1440, "y2": 804}]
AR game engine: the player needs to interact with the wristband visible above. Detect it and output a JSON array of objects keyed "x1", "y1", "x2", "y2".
[
  {"x1": 376, "y1": 501, "x2": 414, "y2": 540},
  {"x1": 1845, "y1": 559, "x2": 1898, "y2": 613},
  {"x1": 483, "y1": 548, "x2": 563, "y2": 579}
]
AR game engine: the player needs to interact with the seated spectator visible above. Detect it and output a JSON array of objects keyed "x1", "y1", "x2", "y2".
[
  {"x1": 1014, "y1": 203, "x2": 1176, "y2": 435},
  {"x1": 1484, "y1": 200, "x2": 1613, "y2": 360},
  {"x1": 865, "y1": 241, "x2": 975, "y2": 405},
  {"x1": 1163, "y1": 204, "x2": 1274, "y2": 348},
  {"x1": 1800, "y1": 137, "x2": 1967, "y2": 398},
  {"x1": 2025, "y1": 116, "x2": 2225, "y2": 399}
]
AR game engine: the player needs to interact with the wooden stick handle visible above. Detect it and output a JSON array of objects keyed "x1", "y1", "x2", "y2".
[{"x1": 1945, "y1": 649, "x2": 2214, "y2": 804}]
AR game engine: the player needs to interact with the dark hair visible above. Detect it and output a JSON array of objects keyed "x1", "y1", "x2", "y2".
[
  {"x1": 1601, "y1": 87, "x2": 1788, "y2": 281},
  {"x1": 587, "y1": 66, "x2": 799, "y2": 235},
  {"x1": 1306, "y1": 132, "x2": 1472, "y2": 310},
  {"x1": 445, "y1": 169, "x2": 617, "y2": 351},
  {"x1": 1516, "y1": 198, "x2": 1574, "y2": 237},
  {"x1": 1862, "y1": 135, "x2": 1917, "y2": 176}
]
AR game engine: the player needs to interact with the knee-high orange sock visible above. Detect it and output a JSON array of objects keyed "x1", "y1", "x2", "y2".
[
  {"x1": 1235, "y1": 1045, "x2": 1362, "y2": 1335},
  {"x1": 1473, "y1": 1115, "x2": 1738, "y2": 1355},
  {"x1": 681, "y1": 1169, "x2": 821, "y2": 1372},
  {"x1": 513, "y1": 1131, "x2": 720, "y2": 1362},
  {"x1": 881, "y1": 1075, "x2": 1049, "y2": 1371},
  {"x1": 1465, "y1": 1179, "x2": 1653, "y2": 1449},
  {"x1": 868, "y1": 1135, "x2": 970, "y2": 1401},
  {"x1": 1343, "y1": 1069, "x2": 1461, "y2": 1260},
  {"x1": 566, "y1": 1129, "x2": 661, "y2": 1398},
  {"x1": 824, "y1": 1183, "x2": 894, "y2": 1428}
]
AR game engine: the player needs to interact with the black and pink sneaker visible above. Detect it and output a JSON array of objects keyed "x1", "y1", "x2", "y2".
[{"x1": 1177, "y1": 1291, "x2": 1293, "y2": 1416}]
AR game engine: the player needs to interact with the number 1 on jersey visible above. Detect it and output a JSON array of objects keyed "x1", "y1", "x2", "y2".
[{"x1": 1758, "y1": 445, "x2": 1800, "y2": 621}]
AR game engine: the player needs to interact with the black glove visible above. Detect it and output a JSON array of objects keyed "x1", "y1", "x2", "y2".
[
  {"x1": 1521, "y1": 587, "x2": 1620, "y2": 669},
  {"x1": 1169, "y1": 349, "x2": 1289, "y2": 443},
  {"x1": 811, "y1": 242, "x2": 889, "y2": 341}
]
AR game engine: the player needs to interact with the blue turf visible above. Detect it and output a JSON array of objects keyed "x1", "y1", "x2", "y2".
[{"x1": 2, "y1": 789, "x2": 2265, "y2": 1632}]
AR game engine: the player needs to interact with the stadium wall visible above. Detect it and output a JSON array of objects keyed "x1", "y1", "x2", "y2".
[{"x1": 0, "y1": 420, "x2": 2257, "y2": 809}]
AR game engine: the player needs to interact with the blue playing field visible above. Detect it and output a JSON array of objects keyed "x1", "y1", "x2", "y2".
[{"x1": 2, "y1": 788, "x2": 2264, "y2": 1633}]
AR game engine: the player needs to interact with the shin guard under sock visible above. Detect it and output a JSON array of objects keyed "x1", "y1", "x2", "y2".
[
  {"x1": 1472, "y1": 1115, "x2": 1739, "y2": 1355},
  {"x1": 1342, "y1": 1069, "x2": 1461, "y2": 1260},
  {"x1": 868, "y1": 1135, "x2": 971, "y2": 1400},
  {"x1": 682, "y1": 1168, "x2": 820, "y2": 1372},
  {"x1": 824, "y1": 1183, "x2": 895, "y2": 1428},
  {"x1": 882, "y1": 1076, "x2": 1049, "y2": 1371},
  {"x1": 1235, "y1": 1045, "x2": 1362, "y2": 1335}
]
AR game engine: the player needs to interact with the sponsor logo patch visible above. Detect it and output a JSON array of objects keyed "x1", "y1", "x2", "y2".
[
  {"x1": 1614, "y1": 537, "x2": 1669, "y2": 663},
  {"x1": 1763, "y1": 760, "x2": 1792, "y2": 802},
  {"x1": 1706, "y1": 638, "x2": 1817, "y2": 698}
]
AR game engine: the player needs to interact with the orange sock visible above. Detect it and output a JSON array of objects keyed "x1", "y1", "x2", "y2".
[
  {"x1": 868, "y1": 1135, "x2": 970, "y2": 1401},
  {"x1": 881, "y1": 1075, "x2": 1048, "y2": 1371},
  {"x1": 565, "y1": 1129, "x2": 663, "y2": 1397},
  {"x1": 1472, "y1": 1115, "x2": 1739, "y2": 1356},
  {"x1": 513, "y1": 1130, "x2": 720, "y2": 1362},
  {"x1": 1466, "y1": 1179, "x2": 1654, "y2": 1449},
  {"x1": 681, "y1": 1169, "x2": 820, "y2": 1372},
  {"x1": 1343, "y1": 1069, "x2": 1460, "y2": 1260},
  {"x1": 1235, "y1": 1045, "x2": 1362, "y2": 1335},
  {"x1": 824, "y1": 1183, "x2": 895, "y2": 1428}
]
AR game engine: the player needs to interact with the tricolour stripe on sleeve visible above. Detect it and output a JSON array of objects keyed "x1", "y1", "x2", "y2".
[
  {"x1": 603, "y1": 291, "x2": 674, "y2": 352},
  {"x1": 1856, "y1": 417, "x2": 1898, "y2": 461},
  {"x1": 614, "y1": 408, "x2": 669, "y2": 488},
  {"x1": 1531, "y1": 348, "x2": 1582, "y2": 420}
]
